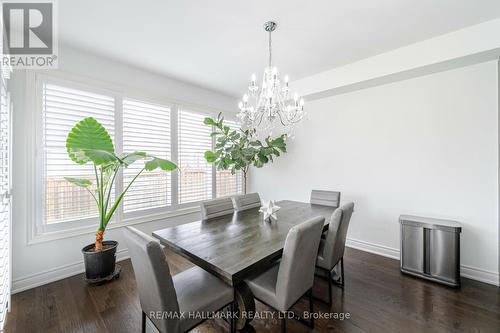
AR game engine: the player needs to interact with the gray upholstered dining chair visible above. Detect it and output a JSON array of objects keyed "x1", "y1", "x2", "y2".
[
  {"x1": 315, "y1": 202, "x2": 354, "y2": 305},
  {"x1": 245, "y1": 216, "x2": 325, "y2": 332},
  {"x1": 123, "y1": 227, "x2": 235, "y2": 333},
  {"x1": 200, "y1": 197, "x2": 234, "y2": 220},
  {"x1": 310, "y1": 190, "x2": 341, "y2": 208},
  {"x1": 232, "y1": 192, "x2": 261, "y2": 211}
]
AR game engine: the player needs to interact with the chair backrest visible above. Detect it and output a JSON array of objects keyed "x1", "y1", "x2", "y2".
[
  {"x1": 123, "y1": 227, "x2": 180, "y2": 333},
  {"x1": 322, "y1": 202, "x2": 355, "y2": 268},
  {"x1": 310, "y1": 190, "x2": 341, "y2": 208},
  {"x1": 232, "y1": 192, "x2": 261, "y2": 211},
  {"x1": 200, "y1": 197, "x2": 234, "y2": 220},
  {"x1": 276, "y1": 216, "x2": 324, "y2": 310}
]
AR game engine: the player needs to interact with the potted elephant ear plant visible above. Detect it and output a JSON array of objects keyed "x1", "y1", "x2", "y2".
[{"x1": 65, "y1": 117, "x2": 177, "y2": 283}]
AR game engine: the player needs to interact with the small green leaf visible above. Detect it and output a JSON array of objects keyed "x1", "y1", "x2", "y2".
[
  {"x1": 249, "y1": 141, "x2": 262, "y2": 147},
  {"x1": 259, "y1": 154, "x2": 269, "y2": 163},
  {"x1": 205, "y1": 150, "x2": 217, "y2": 163},
  {"x1": 254, "y1": 160, "x2": 264, "y2": 168},
  {"x1": 271, "y1": 136, "x2": 285, "y2": 145},
  {"x1": 204, "y1": 117, "x2": 217, "y2": 126}
]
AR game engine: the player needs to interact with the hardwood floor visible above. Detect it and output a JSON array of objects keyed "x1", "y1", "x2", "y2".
[{"x1": 4, "y1": 247, "x2": 500, "y2": 333}]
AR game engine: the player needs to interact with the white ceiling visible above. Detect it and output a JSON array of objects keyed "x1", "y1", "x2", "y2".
[{"x1": 59, "y1": 0, "x2": 500, "y2": 98}]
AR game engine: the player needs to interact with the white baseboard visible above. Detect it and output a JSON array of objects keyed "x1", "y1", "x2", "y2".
[
  {"x1": 346, "y1": 237, "x2": 499, "y2": 286},
  {"x1": 12, "y1": 249, "x2": 130, "y2": 294},
  {"x1": 346, "y1": 237, "x2": 400, "y2": 260},
  {"x1": 12, "y1": 237, "x2": 499, "y2": 294},
  {"x1": 460, "y1": 264, "x2": 500, "y2": 286}
]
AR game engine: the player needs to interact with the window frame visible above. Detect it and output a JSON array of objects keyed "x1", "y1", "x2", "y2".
[
  {"x1": 34, "y1": 74, "x2": 121, "y2": 236},
  {"x1": 29, "y1": 71, "x2": 242, "y2": 244}
]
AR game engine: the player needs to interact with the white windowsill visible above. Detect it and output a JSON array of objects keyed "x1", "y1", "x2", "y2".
[{"x1": 27, "y1": 206, "x2": 200, "y2": 245}]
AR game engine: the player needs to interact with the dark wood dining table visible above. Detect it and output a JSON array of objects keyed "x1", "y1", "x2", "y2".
[{"x1": 152, "y1": 200, "x2": 335, "y2": 328}]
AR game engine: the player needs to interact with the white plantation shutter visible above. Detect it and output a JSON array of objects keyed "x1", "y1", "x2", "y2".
[
  {"x1": 216, "y1": 119, "x2": 243, "y2": 197},
  {"x1": 178, "y1": 110, "x2": 212, "y2": 203},
  {"x1": 123, "y1": 99, "x2": 171, "y2": 212},
  {"x1": 42, "y1": 82, "x2": 115, "y2": 223},
  {"x1": 0, "y1": 67, "x2": 11, "y2": 329}
]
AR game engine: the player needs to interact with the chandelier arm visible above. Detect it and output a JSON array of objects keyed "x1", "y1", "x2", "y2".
[
  {"x1": 275, "y1": 93, "x2": 288, "y2": 126},
  {"x1": 256, "y1": 82, "x2": 264, "y2": 111},
  {"x1": 277, "y1": 110, "x2": 287, "y2": 127},
  {"x1": 288, "y1": 110, "x2": 303, "y2": 124},
  {"x1": 256, "y1": 107, "x2": 266, "y2": 126}
]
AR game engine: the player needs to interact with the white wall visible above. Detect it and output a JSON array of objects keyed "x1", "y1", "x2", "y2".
[
  {"x1": 54, "y1": 45, "x2": 236, "y2": 112},
  {"x1": 250, "y1": 61, "x2": 499, "y2": 285},
  {"x1": 10, "y1": 45, "x2": 237, "y2": 293}
]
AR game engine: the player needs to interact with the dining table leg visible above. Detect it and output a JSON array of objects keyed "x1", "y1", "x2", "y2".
[{"x1": 234, "y1": 282, "x2": 256, "y2": 330}]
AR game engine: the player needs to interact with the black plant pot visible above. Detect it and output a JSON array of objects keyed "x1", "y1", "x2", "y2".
[{"x1": 82, "y1": 240, "x2": 118, "y2": 282}]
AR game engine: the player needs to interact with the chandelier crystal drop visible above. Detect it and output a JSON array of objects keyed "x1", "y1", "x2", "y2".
[{"x1": 237, "y1": 21, "x2": 305, "y2": 139}]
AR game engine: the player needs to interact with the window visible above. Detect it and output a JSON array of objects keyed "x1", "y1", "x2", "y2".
[
  {"x1": 216, "y1": 119, "x2": 243, "y2": 197},
  {"x1": 36, "y1": 74, "x2": 243, "y2": 233},
  {"x1": 42, "y1": 82, "x2": 114, "y2": 224},
  {"x1": 178, "y1": 109, "x2": 212, "y2": 204},
  {"x1": 123, "y1": 99, "x2": 171, "y2": 213}
]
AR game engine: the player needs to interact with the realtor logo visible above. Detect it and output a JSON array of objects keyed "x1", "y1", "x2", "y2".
[{"x1": 1, "y1": 0, "x2": 58, "y2": 68}]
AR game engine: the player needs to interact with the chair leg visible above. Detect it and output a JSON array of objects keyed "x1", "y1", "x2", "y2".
[
  {"x1": 328, "y1": 274, "x2": 333, "y2": 306},
  {"x1": 332, "y1": 257, "x2": 345, "y2": 288},
  {"x1": 229, "y1": 302, "x2": 235, "y2": 333},
  {"x1": 313, "y1": 266, "x2": 334, "y2": 306},
  {"x1": 281, "y1": 317, "x2": 286, "y2": 333},
  {"x1": 141, "y1": 311, "x2": 146, "y2": 333},
  {"x1": 340, "y1": 257, "x2": 345, "y2": 287},
  {"x1": 309, "y1": 289, "x2": 314, "y2": 329}
]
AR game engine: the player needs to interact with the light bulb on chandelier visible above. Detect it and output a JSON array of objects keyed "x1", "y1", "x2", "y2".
[{"x1": 237, "y1": 21, "x2": 305, "y2": 139}]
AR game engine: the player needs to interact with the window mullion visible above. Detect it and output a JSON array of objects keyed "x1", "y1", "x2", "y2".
[
  {"x1": 171, "y1": 104, "x2": 179, "y2": 207},
  {"x1": 114, "y1": 94, "x2": 124, "y2": 223},
  {"x1": 211, "y1": 124, "x2": 216, "y2": 199}
]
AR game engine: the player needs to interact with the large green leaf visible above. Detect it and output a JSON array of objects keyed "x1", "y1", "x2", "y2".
[
  {"x1": 144, "y1": 157, "x2": 177, "y2": 171},
  {"x1": 64, "y1": 177, "x2": 92, "y2": 187},
  {"x1": 66, "y1": 117, "x2": 115, "y2": 165}
]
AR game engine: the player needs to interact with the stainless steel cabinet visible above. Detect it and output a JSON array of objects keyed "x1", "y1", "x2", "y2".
[{"x1": 400, "y1": 215, "x2": 461, "y2": 287}]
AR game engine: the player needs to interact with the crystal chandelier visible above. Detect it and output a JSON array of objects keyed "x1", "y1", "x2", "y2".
[{"x1": 237, "y1": 21, "x2": 305, "y2": 139}]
